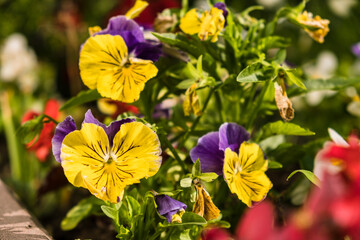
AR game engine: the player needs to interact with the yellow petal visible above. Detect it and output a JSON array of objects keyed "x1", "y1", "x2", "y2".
[
  {"x1": 96, "y1": 57, "x2": 158, "y2": 103},
  {"x1": 198, "y1": 7, "x2": 225, "y2": 42},
  {"x1": 224, "y1": 147, "x2": 272, "y2": 207},
  {"x1": 125, "y1": 0, "x2": 149, "y2": 19},
  {"x1": 180, "y1": 9, "x2": 201, "y2": 35},
  {"x1": 97, "y1": 98, "x2": 118, "y2": 116},
  {"x1": 61, "y1": 123, "x2": 110, "y2": 188},
  {"x1": 238, "y1": 142, "x2": 268, "y2": 172},
  {"x1": 79, "y1": 34, "x2": 128, "y2": 90},
  {"x1": 111, "y1": 122, "x2": 162, "y2": 185}
]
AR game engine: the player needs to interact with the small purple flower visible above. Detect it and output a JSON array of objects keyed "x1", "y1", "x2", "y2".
[
  {"x1": 51, "y1": 110, "x2": 134, "y2": 163},
  {"x1": 91, "y1": 16, "x2": 162, "y2": 62},
  {"x1": 352, "y1": 43, "x2": 360, "y2": 58},
  {"x1": 190, "y1": 123, "x2": 250, "y2": 175},
  {"x1": 155, "y1": 195, "x2": 187, "y2": 223}
]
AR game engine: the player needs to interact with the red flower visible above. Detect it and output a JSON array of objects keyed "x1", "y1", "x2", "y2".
[
  {"x1": 201, "y1": 228, "x2": 231, "y2": 240},
  {"x1": 22, "y1": 99, "x2": 60, "y2": 162}
]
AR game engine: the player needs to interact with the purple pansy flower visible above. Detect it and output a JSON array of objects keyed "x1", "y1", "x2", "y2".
[
  {"x1": 352, "y1": 43, "x2": 360, "y2": 58},
  {"x1": 190, "y1": 123, "x2": 250, "y2": 175},
  {"x1": 51, "y1": 110, "x2": 134, "y2": 163},
  {"x1": 91, "y1": 16, "x2": 162, "y2": 62},
  {"x1": 155, "y1": 194, "x2": 187, "y2": 223}
]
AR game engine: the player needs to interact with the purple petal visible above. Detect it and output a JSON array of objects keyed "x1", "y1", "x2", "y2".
[
  {"x1": 190, "y1": 132, "x2": 224, "y2": 175},
  {"x1": 105, "y1": 118, "x2": 135, "y2": 146},
  {"x1": 134, "y1": 40, "x2": 162, "y2": 62},
  {"x1": 214, "y1": 2, "x2": 228, "y2": 19},
  {"x1": 83, "y1": 109, "x2": 107, "y2": 129},
  {"x1": 95, "y1": 16, "x2": 144, "y2": 52},
  {"x1": 52, "y1": 116, "x2": 77, "y2": 163},
  {"x1": 83, "y1": 109, "x2": 134, "y2": 146},
  {"x1": 219, "y1": 123, "x2": 250, "y2": 152},
  {"x1": 155, "y1": 195, "x2": 187, "y2": 223},
  {"x1": 352, "y1": 43, "x2": 360, "y2": 57}
]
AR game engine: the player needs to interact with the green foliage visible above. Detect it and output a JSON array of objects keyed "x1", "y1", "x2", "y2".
[
  {"x1": 60, "y1": 89, "x2": 102, "y2": 110},
  {"x1": 287, "y1": 169, "x2": 320, "y2": 187},
  {"x1": 259, "y1": 121, "x2": 315, "y2": 140}
]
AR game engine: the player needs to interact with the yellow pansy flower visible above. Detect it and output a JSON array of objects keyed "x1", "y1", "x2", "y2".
[
  {"x1": 297, "y1": 11, "x2": 330, "y2": 43},
  {"x1": 180, "y1": 7, "x2": 225, "y2": 42},
  {"x1": 223, "y1": 142, "x2": 272, "y2": 207},
  {"x1": 79, "y1": 34, "x2": 158, "y2": 103},
  {"x1": 60, "y1": 119, "x2": 162, "y2": 203}
]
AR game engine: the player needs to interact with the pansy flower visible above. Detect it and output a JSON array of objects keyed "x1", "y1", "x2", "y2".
[
  {"x1": 79, "y1": 1, "x2": 162, "y2": 103},
  {"x1": 22, "y1": 99, "x2": 60, "y2": 162},
  {"x1": 352, "y1": 42, "x2": 360, "y2": 58},
  {"x1": 180, "y1": 4, "x2": 226, "y2": 42},
  {"x1": 155, "y1": 194, "x2": 187, "y2": 223},
  {"x1": 52, "y1": 110, "x2": 162, "y2": 203},
  {"x1": 296, "y1": 11, "x2": 330, "y2": 43},
  {"x1": 190, "y1": 123, "x2": 272, "y2": 207}
]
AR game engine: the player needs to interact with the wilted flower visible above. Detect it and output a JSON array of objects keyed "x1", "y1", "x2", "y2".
[
  {"x1": 0, "y1": 33, "x2": 38, "y2": 93},
  {"x1": 190, "y1": 123, "x2": 272, "y2": 206},
  {"x1": 180, "y1": 4, "x2": 226, "y2": 42},
  {"x1": 52, "y1": 110, "x2": 162, "y2": 203},
  {"x1": 183, "y1": 83, "x2": 202, "y2": 116},
  {"x1": 296, "y1": 11, "x2": 330, "y2": 43},
  {"x1": 193, "y1": 182, "x2": 220, "y2": 221},
  {"x1": 274, "y1": 81, "x2": 294, "y2": 121},
  {"x1": 22, "y1": 99, "x2": 60, "y2": 162},
  {"x1": 155, "y1": 194, "x2": 187, "y2": 223}
]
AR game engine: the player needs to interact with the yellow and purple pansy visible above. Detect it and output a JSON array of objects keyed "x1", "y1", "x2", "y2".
[
  {"x1": 79, "y1": 4, "x2": 162, "y2": 103},
  {"x1": 52, "y1": 110, "x2": 162, "y2": 203},
  {"x1": 155, "y1": 194, "x2": 187, "y2": 223},
  {"x1": 190, "y1": 123, "x2": 272, "y2": 207}
]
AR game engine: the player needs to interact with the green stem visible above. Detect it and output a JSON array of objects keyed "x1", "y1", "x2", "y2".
[
  {"x1": 1, "y1": 92, "x2": 23, "y2": 182},
  {"x1": 214, "y1": 90, "x2": 225, "y2": 122},
  {"x1": 246, "y1": 80, "x2": 270, "y2": 129},
  {"x1": 161, "y1": 134, "x2": 187, "y2": 173}
]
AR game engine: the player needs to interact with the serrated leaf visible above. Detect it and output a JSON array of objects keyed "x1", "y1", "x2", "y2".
[
  {"x1": 61, "y1": 201, "x2": 92, "y2": 231},
  {"x1": 180, "y1": 177, "x2": 192, "y2": 188},
  {"x1": 101, "y1": 205, "x2": 118, "y2": 220},
  {"x1": 268, "y1": 160, "x2": 283, "y2": 169},
  {"x1": 261, "y1": 121, "x2": 315, "y2": 140},
  {"x1": 60, "y1": 89, "x2": 102, "y2": 110},
  {"x1": 198, "y1": 173, "x2": 218, "y2": 182},
  {"x1": 285, "y1": 70, "x2": 306, "y2": 90},
  {"x1": 287, "y1": 169, "x2": 320, "y2": 186}
]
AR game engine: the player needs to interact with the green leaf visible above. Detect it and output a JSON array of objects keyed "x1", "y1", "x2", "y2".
[
  {"x1": 125, "y1": 195, "x2": 141, "y2": 218},
  {"x1": 17, "y1": 115, "x2": 44, "y2": 144},
  {"x1": 196, "y1": 55, "x2": 203, "y2": 75},
  {"x1": 259, "y1": 36, "x2": 291, "y2": 50},
  {"x1": 285, "y1": 70, "x2": 306, "y2": 90},
  {"x1": 61, "y1": 200, "x2": 93, "y2": 231},
  {"x1": 180, "y1": 212, "x2": 207, "y2": 225},
  {"x1": 116, "y1": 225, "x2": 131, "y2": 240},
  {"x1": 206, "y1": 220, "x2": 231, "y2": 228},
  {"x1": 260, "y1": 121, "x2": 315, "y2": 140},
  {"x1": 198, "y1": 172, "x2": 218, "y2": 182},
  {"x1": 101, "y1": 205, "x2": 118, "y2": 220},
  {"x1": 177, "y1": 79, "x2": 195, "y2": 89},
  {"x1": 60, "y1": 89, "x2": 102, "y2": 110},
  {"x1": 273, "y1": 49, "x2": 287, "y2": 64},
  {"x1": 170, "y1": 229, "x2": 192, "y2": 240},
  {"x1": 180, "y1": 177, "x2": 192, "y2": 188},
  {"x1": 158, "y1": 189, "x2": 183, "y2": 197},
  {"x1": 305, "y1": 77, "x2": 360, "y2": 91},
  {"x1": 287, "y1": 169, "x2": 320, "y2": 186},
  {"x1": 237, "y1": 63, "x2": 264, "y2": 83},
  {"x1": 192, "y1": 159, "x2": 201, "y2": 177},
  {"x1": 268, "y1": 160, "x2": 283, "y2": 169}
]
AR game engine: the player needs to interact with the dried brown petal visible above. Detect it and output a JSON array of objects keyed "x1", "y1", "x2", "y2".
[
  {"x1": 274, "y1": 82, "x2": 294, "y2": 121},
  {"x1": 193, "y1": 182, "x2": 220, "y2": 221}
]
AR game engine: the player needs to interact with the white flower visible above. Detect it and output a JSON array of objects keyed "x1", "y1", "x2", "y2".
[{"x1": 0, "y1": 33, "x2": 38, "y2": 93}]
